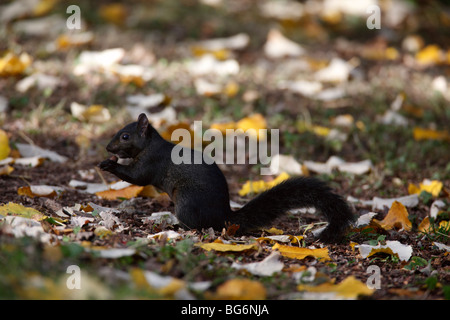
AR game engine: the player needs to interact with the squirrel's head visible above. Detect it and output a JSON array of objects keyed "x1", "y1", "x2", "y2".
[{"x1": 106, "y1": 113, "x2": 153, "y2": 163}]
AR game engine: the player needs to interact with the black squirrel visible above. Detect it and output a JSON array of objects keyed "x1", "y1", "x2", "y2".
[{"x1": 99, "y1": 113, "x2": 355, "y2": 242}]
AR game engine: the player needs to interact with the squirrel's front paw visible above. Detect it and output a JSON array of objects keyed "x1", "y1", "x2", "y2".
[{"x1": 98, "y1": 159, "x2": 117, "y2": 172}]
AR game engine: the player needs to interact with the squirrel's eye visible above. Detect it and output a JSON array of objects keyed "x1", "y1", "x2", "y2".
[{"x1": 121, "y1": 133, "x2": 130, "y2": 140}]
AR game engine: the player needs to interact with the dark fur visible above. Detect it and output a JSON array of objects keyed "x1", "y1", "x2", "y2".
[{"x1": 99, "y1": 114, "x2": 355, "y2": 242}]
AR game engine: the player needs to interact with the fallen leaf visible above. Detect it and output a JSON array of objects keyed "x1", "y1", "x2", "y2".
[
  {"x1": 70, "y1": 102, "x2": 111, "y2": 123},
  {"x1": 0, "y1": 129, "x2": 11, "y2": 160},
  {"x1": 297, "y1": 276, "x2": 374, "y2": 299},
  {"x1": 213, "y1": 279, "x2": 266, "y2": 300},
  {"x1": 269, "y1": 154, "x2": 307, "y2": 175},
  {"x1": 418, "y1": 217, "x2": 431, "y2": 233},
  {"x1": 371, "y1": 194, "x2": 419, "y2": 210},
  {"x1": 257, "y1": 234, "x2": 303, "y2": 244},
  {"x1": 126, "y1": 93, "x2": 170, "y2": 110},
  {"x1": 264, "y1": 227, "x2": 284, "y2": 235},
  {"x1": 0, "y1": 202, "x2": 46, "y2": 220},
  {"x1": 236, "y1": 113, "x2": 267, "y2": 139},
  {"x1": 238, "y1": 172, "x2": 290, "y2": 196},
  {"x1": 195, "y1": 241, "x2": 258, "y2": 253},
  {"x1": 354, "y1": 212, "x2": 378, "y2": 228},
  {"x1": 142, "y1": 270, "x2": 186, "y2": 297},
  {"x1": 56, "y1": 32, "x2": 94, "y2": 50},
  {"x1": 413, "y1": 127, "x2": 450, "y2": 141},
  {"x1": 314, "y1": 58, "x2": 354, "y2": 83},
  {"x1": 33, "y1": 0, "x2": 58, "y2": 16},
  {"x1": 231, "y1": 251, "x2": 284, "y2": 276},
  {"x1": 1, "y1": 215, "x2": 51, "y2": 243},
  {"x1": 94, "y1": 226, "x2": 113, "y2": 238},
  {"x1": 110, "y1": 64, "x2": 153, "y2": 87},
  {"x1": 264, "y1": 29, "x2": 304, "y2": 59},
  {"x1": 433, "y1": 242, "x2": 450, "y2": 253},
  {"x1": 14, "y1": 156, "x2": 46, "y2": 167},
  {"x1": 192, "y1": 33, "x2": 249, "y2": 60},
  {"x1": 16, "y1": 143, "x2": 68, "y2": 163},
  {"x1": 272, "y1": 243, "x2": 331, "y2": 261},
  {"x1": 355, "y1": 240, "x2": 413, "y2": 262},
  {"x1": 99, "y1": 3, "x2": 127, "y2": 26},
  {"x1": 188, "y1": 55, "x2": 239, "y2": 76},
  {"x1": 408, "y1": 179, "x2": 443, "y2": 198},
  {"x1": 415, "y1": 44, "x2": 444, "y2": 66},
  {"x1": 99, "y1": 210, "x2": 125, "y2": 232},
  {"x1": 96, "y1": 185, "x2": 144, "y2": 200},
  {"x1": 279, "y1": 79, "x2": 323, "y2": 97},
  {"x1": 0, "y1": 164, "x2": 14, "y2": 175},
  {"x1": 69, "y1": 180, "x2": 109, "y2": 194},
  {"x1": 430, "y1": 200, "x2": 446, "y2": 219},
  {"x1": 15, "y1": 72, "x2": 60, "y2": 93},
  {"x1": 89, "y1": 248, "x2": 136, "y2": 259},
  {"x1": 0, "y1": 52, "x2": 32, "y2": 77},
  {"x1": 142, "y1": 211, "x2": 179, "y2": 226},
  {"x1": 18, "y1": 185, "x2": 63, "y2": 198},
  {"x1": 303, "y1": 156, "x2": 372, "y2": 175},
  {"x1": 374, "y1": 201, "x2": 412, "y2": 231},
  {"x1": 73, "y1": 48, "x2": 125, "y2": 76},
  {"x1": 147, "y1": 230, "x2": 182, "y2": 241}
]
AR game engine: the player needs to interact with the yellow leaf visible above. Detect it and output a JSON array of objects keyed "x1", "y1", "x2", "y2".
[
  {"x1": 413, "y1": 127, "x2": 450, "y2": 141},
  {"x1": 311, "y1": 125, "x2": 331, "y2": 137},
  {"x1": 238, "y1": 172, "x2": 290, "y2": 197},
  {"x1": 118, "y1": 74, "x2": 145, "y2": 87},
  {"x1": 99, "y1": 4, "x2": 127, "y2": 26},
  {"x1": 160, "y1": 122, "x2": 194, "y2": 147},
  {"x1": 210, "y1": 121, "x2": 236, "y2": 133},
  {"x1": 408, "y1": 180, "x2": 443, "y2": 197},
  {"x1": 257, "y1": 234, "x2": 303, "y2": 244},
  {"x1": 415, "y1": 44, "x2": 443, "y2": 65},
  {"x1": 195, "y1": 241, "x2": 257, "y2": 253},
  {"x1": 214, "y1": 279, "x2": 266, "y2": 300},
  {"x1": 385, "y1": 47, "x2": 400, "y2": 60},
  {"x1": 0, "y1": 165, "x2": 14, "y2": 175},
  {"x1": 129, "y1": 268, "x2": 153, "y2": 291},
  {"x1": 0, "y1": 129, "x2": 11, "y2": 160},
  {"x1": 298, "y1": 276, "x2": 374, "y2": 299},
  {"x1": 191, "y1": 46, "x2": 231, "y2": 60},
  {"x1": 272, "y1": 243, "x2": 331, "y2": 261},
  {"x1": 96, "y1": 185, "x2": 144, "y2": 200},
  {"x1": 33, "y1": 0, "x2": 58, "y2": 16},
  {"x1": 0, "y1": 202, "x2": 46, "y2": 220},
  {"x1": 18, "y1": 185, "x2": 59, "y2": 198},
  {"x1": 56, "y1": 33, "x2": 94, "y2": 50},
  {"x1": 0, "y1": 52, "x2": 32, "y2": 77},
  {"x1": 94, "y1": 226, "x2": 113, "y2": 238},
  {"x1": 139, "y1": 185, "x2": 161, "y2": 198},
  {"x1": 71, "y1": 102, "x2": 111, "y2": 123},
  {"x1": 236, "y1": 113, "x2": 267, "y2": 140},
  {"x1": 439, "y1": 220, "x2": 450, "y2": 230},
  {"x1": 418, "y1": 217, "x2": 431, "y2": 233},
  {"x1": 264, "y1": 227, "x2": 284, "y2": 235},
  {"x1": 210, "y1": 113, "x2": 267, "y2": 139},
  {"x1": 374, "y1": 201, "x2": 412, "y2": 231},
  {"x1": 224, "y1": 81, "x2": 239, "y2": 97}
]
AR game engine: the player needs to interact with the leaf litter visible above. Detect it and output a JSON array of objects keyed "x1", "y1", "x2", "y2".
[{"x1": 0, "y1": 0, "x2": 449, "y2": 300}]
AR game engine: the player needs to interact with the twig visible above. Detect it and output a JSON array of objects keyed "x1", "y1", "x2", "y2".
[{"x1": 95, "y1": 166, "x2": 109, "y2": 187}]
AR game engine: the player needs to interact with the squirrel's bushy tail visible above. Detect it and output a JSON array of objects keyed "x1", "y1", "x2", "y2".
[{"x1": 229, "y1": 177, "x2": 355, "y2": 243}]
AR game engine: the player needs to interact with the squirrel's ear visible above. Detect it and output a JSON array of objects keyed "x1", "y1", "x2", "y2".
[{"x1": 137, "y1": 113, "x2": 149, "y2": 137}]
